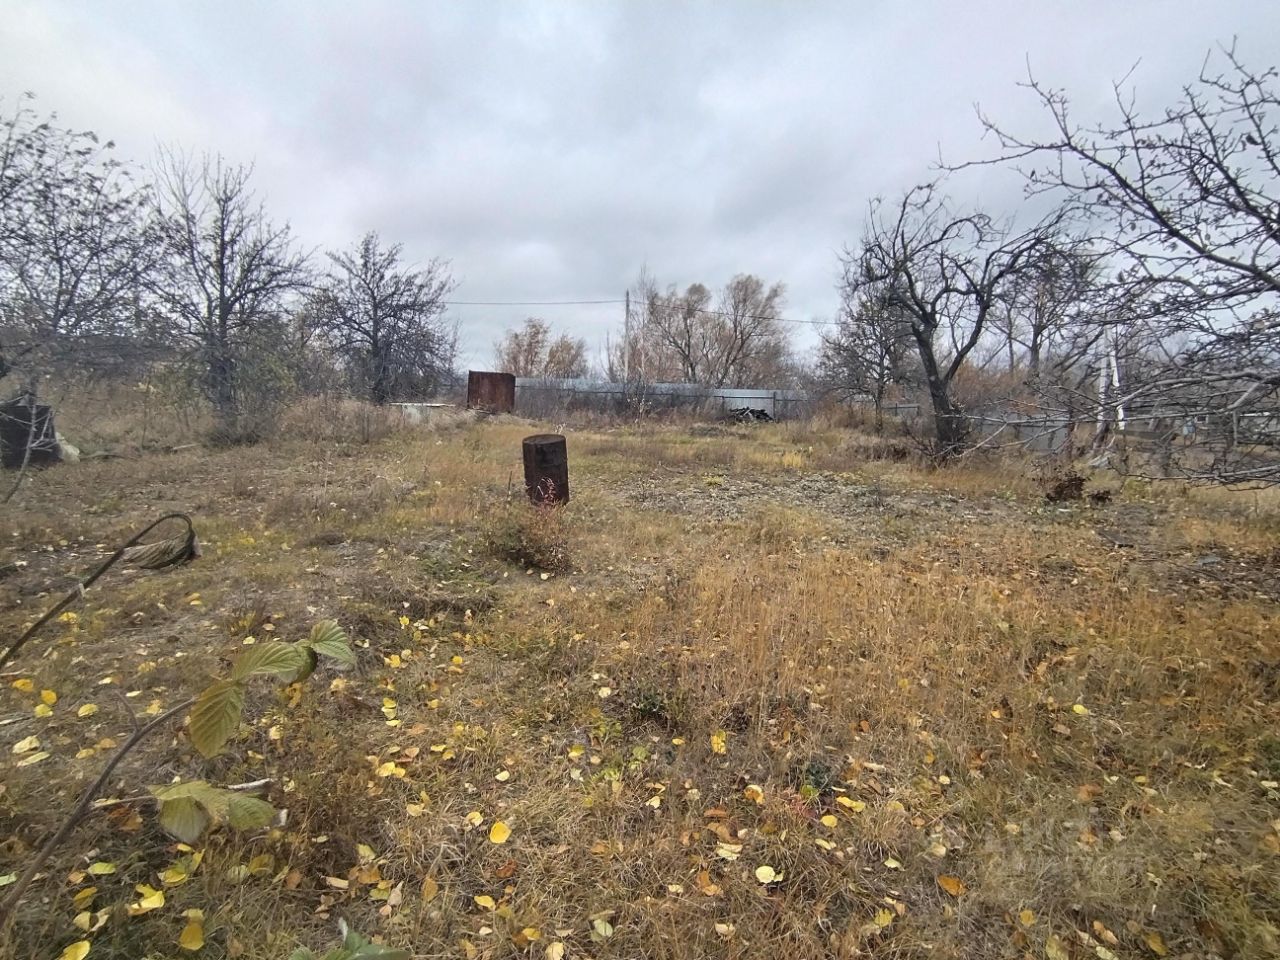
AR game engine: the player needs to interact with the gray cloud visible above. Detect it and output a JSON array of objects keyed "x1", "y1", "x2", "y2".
[{"x1": 3, "y1": 1, "x2": 1277, "y2": 367}]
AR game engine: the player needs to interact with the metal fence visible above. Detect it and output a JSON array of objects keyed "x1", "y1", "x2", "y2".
[{"x1": 513, "y1": 377, "x2": 812, "y2": 419}]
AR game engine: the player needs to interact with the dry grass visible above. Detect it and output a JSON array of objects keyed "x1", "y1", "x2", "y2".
[{"x1": 0, "y1": 407, "x2": 1277, "y2": 959}]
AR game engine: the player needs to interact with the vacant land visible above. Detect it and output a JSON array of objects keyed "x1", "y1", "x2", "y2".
[{"x1": 2, "y1": 414, "x2": 1278, "y2": 960}]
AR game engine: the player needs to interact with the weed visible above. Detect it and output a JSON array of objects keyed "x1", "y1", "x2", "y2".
[{"x1": 481, "y1": 496, "x2": 572, "y2": 572}]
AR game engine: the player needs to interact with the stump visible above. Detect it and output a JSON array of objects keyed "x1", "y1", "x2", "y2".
[{"x1": 522, "y1": 434, "x2": 569, "y2": 504}]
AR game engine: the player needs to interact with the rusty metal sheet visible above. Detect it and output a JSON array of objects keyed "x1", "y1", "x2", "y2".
[{"x1": 467, "y1": 371, "x2": 516, "y2": 413}]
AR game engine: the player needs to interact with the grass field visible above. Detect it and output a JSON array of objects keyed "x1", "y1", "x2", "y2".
[{"x1": 1, "y1": 411, "x2": 1278, "y2": 959}]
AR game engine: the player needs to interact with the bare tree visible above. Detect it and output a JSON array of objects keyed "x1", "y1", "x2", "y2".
[
  {"x1": 494, "y1": 317, "x2": 549, "y2": 376},
  {"x1": 150, "y1": 151, "x2": 309, "y2": 440},
  {"x1": 0, "y1": 97, "x2": 154, "y2": 382},
  {"x1": 543, "y1": 331, "x2": 588, "y2": 378},
  {"x1": 994, "y1": 243, "x2": 1100, "y2": 376},
  {"x1": 840, "y1": 185, "x2": 1061, "y2": 455},
  {"x1": 628, "y1": 270, "x2": 790, "y2": 387},
  {"x1": 494, "y1": 317, "x2": 588, "y2": 378},
  {"x1": 969, "y1": 45, "x2": 1280, "y2": 481},
  {"x1": 313, "y1": 231, "x2": 455, "y2": 403},
  {"x1": 711, "y1": 274, "x2": 790, "y2": 386},
  {"x1": 819, "y1": 281, "x2": 915, "y2": 427},
  {"x1": 644, "y1": 281, "x2": 714, "y2": 382}
]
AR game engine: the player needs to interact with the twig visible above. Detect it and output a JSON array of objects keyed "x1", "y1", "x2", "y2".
[
  {"x1": 1, "y1": 397, "x2": 39, "y2": 505},
  {"x1": 0, "y1": 513, "x2": 195, "y2": 671},
  {"x1": 0, "y1": 696, "x2": 195, "y2": 932},
  {"x1": 107, "y1": 685, "x2": 143, "y2": 735}
]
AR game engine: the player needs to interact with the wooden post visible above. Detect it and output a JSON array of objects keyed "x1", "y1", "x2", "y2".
[{"x1": 522, "y1": 434, "x2": 569, "y2": 504}]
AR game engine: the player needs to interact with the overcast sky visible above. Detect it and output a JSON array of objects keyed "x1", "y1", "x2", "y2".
[{"x1": 3, "y1": 2, "x2": 1277, "y2": 368}]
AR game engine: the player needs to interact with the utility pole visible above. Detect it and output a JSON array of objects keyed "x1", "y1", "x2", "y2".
[{"x1": 623, "y1": 288, "x2": 630, "y2": 389}]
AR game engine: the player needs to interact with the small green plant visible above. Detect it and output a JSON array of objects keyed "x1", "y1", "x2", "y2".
[
  {"x1": 187, "y1": 620, "x2": 355, "y2": 758},
  {"x1": 289, "y1": 923, "x2": 410, "y2": 960},
  {"x1": 0, "y1": 619, "x2": 355, "y2": 928}
]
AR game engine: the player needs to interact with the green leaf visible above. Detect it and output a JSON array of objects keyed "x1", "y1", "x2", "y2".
[
  {"x1": 288, "y1": 951, "x2": 317, "y2": 960},
  {"x1": 351, "y1": 947, "x2": 411, "y2": 960},
  {"x1": 309, "y1": 620, "x2": 355, "y2": 666},
  {"x1": 149, "y1": 779, "x2": 212, "y2": 802},
  {"x1": 158, "y1": 796, "x2": 211, "y2": 843},
  {"x1": 188, "y1": 679, "x2": 246, "y2": 757},
  {"x1": 153, "y1": 779, "x2": 236, "y2": 817},
  {"x1": 232, "y1": 641, "x2": 308, "y2": 681},
  {"x1": 292, "y1": 646, "x2": 318, "y2": 683},
  {"x1": 227, "y1": 794, "x2": 276, "y2": 830}
]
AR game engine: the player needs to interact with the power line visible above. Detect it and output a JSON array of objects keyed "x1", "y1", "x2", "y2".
[
  {"x1": 443, "y1": 295, "x2": 836, "y2": 326},
  {"x1": 443, "y1": 298, "x2": 626, "y2": 306},
  {"x1": 686, "y1": 306, "x2": 835, "y2": 327}
]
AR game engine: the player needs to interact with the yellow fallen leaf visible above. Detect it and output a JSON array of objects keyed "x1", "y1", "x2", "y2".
[
  {"x1": 11, "y1": 678, "x2": 33, "y2": 693},
  {"x1": 489, "y1": 821, "x2": 511, "y2": 844},
  {"x1": 937, "y1": 874, "x2": 966, "y2": 897},
  {"x1": 58, "y1": 941, "x2": 91, "y2": 960},
  {"x1": 696, "y1": 869, "x2": 721, "y2": 896},
  {"x1": 178, "y1": 911, "x2": 204, "y2": 951},
  {"x1": 421, "y1": 876, "x2": 439, "y2": 903},
  {"x1": 465, "y1": 810, "x2": 483, "y2": 828},
  {"x1": 820, "y1": 814, "x2": 838, "y2": 828},
  {"x1": 836, "y1": 796, "x2": 866, "y2": 812},
  {"x1": 1019, "y1": 908, "x2": 1036, "y2": 927},
  {"x1": 858, "y1": 907, "x2": 894, "y2": 938},
  {"x1": 743, "y1": 784, "x2": 764, "y2": 805},
  {"x1": 495, "y1": 770, "x2": 511, "y2": 782},
  {"x1": 883, "y1": 857, "x2": 902, "y2": 870},
  {"x1": 33, "y1": 703, "x2": 52, "y2": 718},
  {"x1": 12, "y1": 735, "x2": 40, "y2": 754},
  {"x1": 1143, "y1": 930, "x2": 1169, "y2": 957},
  {"x1": 1046, "y1": 935, "x2": 1070, "y2": 960},
  {"x1": 754, "y1": 865, "x2": 779, "y2": 884},
  {"x1": 40, "y1": 689, "x2": 57, "y2": 705},
  {"x1": 77, "y1": 704, "x2": 99, "y2": 718},
  {"x1": 710, "y1": 730, "x2": 727, "y2": 754},
  {"x1": 324, "y1": 876, "x2": 349, "y2": 890},
  {"x1": 72, "y1": 887, "x2": 98, "y2": 908},
  {"x1": 1072, "y1": 703, "x2": 1090, "y2": 716},
  {"x1": 16, "y1": 751, "x2": 50, "y2": 766},
  {"x1": 127, "y1": 883, "x2": 165, "y2": 915},
  {"x1": 87, "y1": 862, "x2": 116, "y2": 876},
  {"x1": 474, "y1": 894, "x2": 496, "y2": 910},
  {"x1": 715, "y1": 842, "x2": 743, "y2": 861},
  {"x1": 545, "y1": 943, "x2": 566, "y2": 960}
]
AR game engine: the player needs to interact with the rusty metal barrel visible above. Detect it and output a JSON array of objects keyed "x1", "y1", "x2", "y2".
[
  {"x1": 467, "y1": 371, "x2": 516, "y2": 413},
  {"x1": 522, "y1": 434, "x2": 569, "y2": 504}
]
